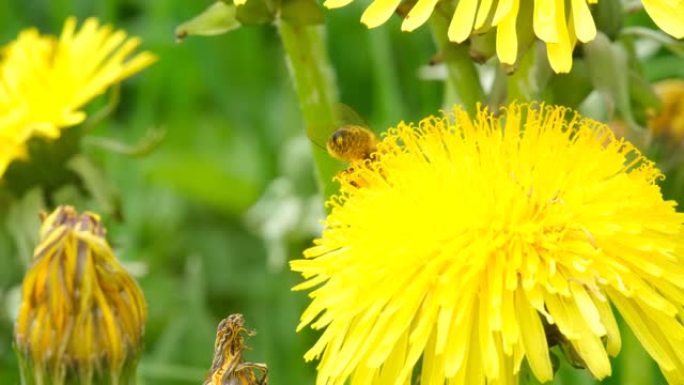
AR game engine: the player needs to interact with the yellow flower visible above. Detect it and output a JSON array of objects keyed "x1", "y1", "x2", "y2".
[
  {"x1": 291, "y1": 103, "x2": 684, "y2": 385},
  {"x1": 321, "y1": 0, "x2": 683, "y2": 73},
  {"x1": 14, "y1": 206, "x2": 146, "y2": 385},
  {"x1": 0, "y1": 17, "x2": 157, "y2": 178},
  {"x1": 648, "y1": 79, "x2": 684, "y2": 142}
]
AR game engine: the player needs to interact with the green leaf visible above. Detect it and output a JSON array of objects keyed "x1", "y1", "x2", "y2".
[
  {"x1": 175, "y1": 1, "x2": 241, "y2": 42},
  {"x1": 84, "y1": 127, "x2": 166, "y2": 158},
  {"x1": 147, "y1": 156, "x2": 261, "y2": 216},
  {"x1": 543, "y1": 59, "x2": 593, "y2": 109},
  {"x1": 5, "y1": 188, "x2": 44, "y2": 266},
  {"x1": 628, "y1": 70, "x2": 661, "y2": 123},
  {"x1": 644, "y1": 54, "x2": 684, "y2": 80},
  {"x1": 621, "y1": 27, "x2": 684, "y2": 57},
  {"x1": 583, "y1": 32, "x2": 638, "y2": 128},
  {"x1": 66, "y1": 155, "x2": 122, "y2": 219}
]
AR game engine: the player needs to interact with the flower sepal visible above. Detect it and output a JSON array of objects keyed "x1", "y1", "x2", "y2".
[
  {"x1": 469, "y1": 30, "x2": 496, "y2": 64},
  {"x1": 281, "y1": 0, "x2": 325, "y2": 26},
  {"x1": 175, "y1": 1, "x2": 242, "y2": 41},
  {"x1": 592, "y1": 0, "x2": 624, "y2": 40},
  {"x1": 235, "y1": 0, "x2": 277, "y2": 26}
]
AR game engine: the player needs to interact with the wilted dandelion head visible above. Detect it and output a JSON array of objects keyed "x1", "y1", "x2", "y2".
[
  {"x1": 0, "y1": 17, "x2": 156, "y2": 178},
  {"x1": 14, "y1": 206, "x2": 146, "y2": 385},
  {"x1": 291, "y1": 103, "x2": 684, "y2": 385}
]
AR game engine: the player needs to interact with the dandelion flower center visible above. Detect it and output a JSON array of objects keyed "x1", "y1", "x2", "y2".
[{"x1": 292, "y1": 103, "x2": 684, "y2": 385}]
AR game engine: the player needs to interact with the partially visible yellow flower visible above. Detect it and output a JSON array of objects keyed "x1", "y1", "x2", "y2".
[
  {"x1": 319, "y1": 0, "x2": 683, "y2": 73},
  {"x1": 292, "y1": 103, "x2": 684, "y2": 385},
  {"x1": 14, "y1": 206, "x2": 146, "y2": 385},
  {"x1": 648, "y1": 79, "x2": 684, "y2": 142},
  {"x1": 0, "y1": 17, "x2": 157, "y2": 178}
]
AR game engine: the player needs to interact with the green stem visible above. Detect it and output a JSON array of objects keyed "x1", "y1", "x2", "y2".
[
  {"x1": 618, "y1": 319, "x2": 658, "y2": 385},
  {"x1": 489, "y1": 65, "x2": 508, "y2": 110},
  {"x1": 367, "y1": 28, "x2": 405, "y2": 127},
  {"x1": 430, "y1": 15, "x2": 485, "y2": 114},
  {"x1": 277, "y1": 21, "x2": 341, "y2": 199},
  {"x1": 506, "y1": 47, "x2": 539, "y2": 103}
]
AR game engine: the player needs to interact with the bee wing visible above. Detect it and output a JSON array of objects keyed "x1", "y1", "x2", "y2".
[
  {"x1": 335, "y1": 103, "x2": 368, "y2": 127},
  {"x1": 307, "y1": 103, "x2": 372, "y2": 152}
]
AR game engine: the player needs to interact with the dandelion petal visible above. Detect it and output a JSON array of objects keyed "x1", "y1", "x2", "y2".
[
  {"x1": 571, "y1": 0, "x2": 596, "y2": 42},
  {"x1": 496, "y1": 0, "x2": 520, "y2": 64},
  {"x1": 448, "y1": 0, "x2": 479, "y2": 42},
  {"x1": 402, "y1": 0, "x2": 440, "y2": 31},
  {"x1": 361, "y1": 0, "x2": 403, "y2": 28},
  {"x1": 642, "y1": 0, "x2": 684, "y2": 38}
]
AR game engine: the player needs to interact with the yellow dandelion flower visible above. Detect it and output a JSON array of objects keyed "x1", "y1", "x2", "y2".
[
  {"x1": 291, "y1": 103, "x2": 684, "y2": 385},
  {"x1": 0, "y1": 136, "x2": 27, "y2": 175},
  {"x1": 14, "y1": 206, "x2": 146, "y2": 385},
  {"x1": 648, "y1": 79, "x2": 684, "y2": 142},
  {"x1": 0, "y1": 17, "x2": 157, "y2": 178},
  {"x1": 320, "y1": 0, "x2": 683, "y2": 73}
]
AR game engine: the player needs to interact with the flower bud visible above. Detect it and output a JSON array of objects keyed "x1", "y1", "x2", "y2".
[{"x1": 14, "y1": 206, "x2": 146, "y2": 385}]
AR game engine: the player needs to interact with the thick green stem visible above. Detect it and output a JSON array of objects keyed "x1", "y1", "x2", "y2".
[
  {"x1": 277, "y1": 21, "x2": 341, "y2": 199},
  {"x1": 506, "y1": 47, "x2": 539, "y2": 103},
  {"x1": 430, "y1": 16, "x2": 485, "y2": 114},
  {"x1": 367, "y1": 28, "x2": 405, "y2": 127}
]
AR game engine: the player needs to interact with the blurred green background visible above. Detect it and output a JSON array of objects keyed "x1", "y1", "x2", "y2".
[{"x1": 0, "y1": 1, "x2": 680, "y2": 385}]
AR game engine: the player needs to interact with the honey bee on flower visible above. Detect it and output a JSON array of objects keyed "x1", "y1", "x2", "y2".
[
  {"x1": 292, "y1": 103, "x2": 684, "y2": 385},
  {"x1": 308, "y1": 104, "x2": 380, "y2": 165},
  {"x1": 309, "y1": 104, "x2": 383, "y2": 188},
  {"x1": 326, "y1": 124, "x2": 379, "y2": 163}
]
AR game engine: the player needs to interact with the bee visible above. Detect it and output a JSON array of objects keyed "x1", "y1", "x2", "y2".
[
  {"x1": 326, "y1": 124, "x2": 379, "y2": 163},
  {"x1": 307, "y1": 104, "x2": 379, "y2": 164},
  {"x1": 308, "y1": 104, "x2": 382, "y2": 188},
  {"x1": 204, "y1": 314, "x2": 268, "y2": 385}
]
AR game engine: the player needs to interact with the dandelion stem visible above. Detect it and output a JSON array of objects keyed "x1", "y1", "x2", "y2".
[
  {"x1": 277, "y1": 21, "x2": 341, "y2": 199},
  {"x1": 506, "y1": 47, "x2": 540, "y2": 102},
  {"x1": 367, "y1": 28, "x2": 405, "y2": 127},
  {"x1": 430, "y1": 14, "x2": 484, "y2": 114}
]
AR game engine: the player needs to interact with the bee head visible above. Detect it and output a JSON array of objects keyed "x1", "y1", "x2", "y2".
[{"x1": 329, "y1": 128, "x2": 352, "y2": 147}]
